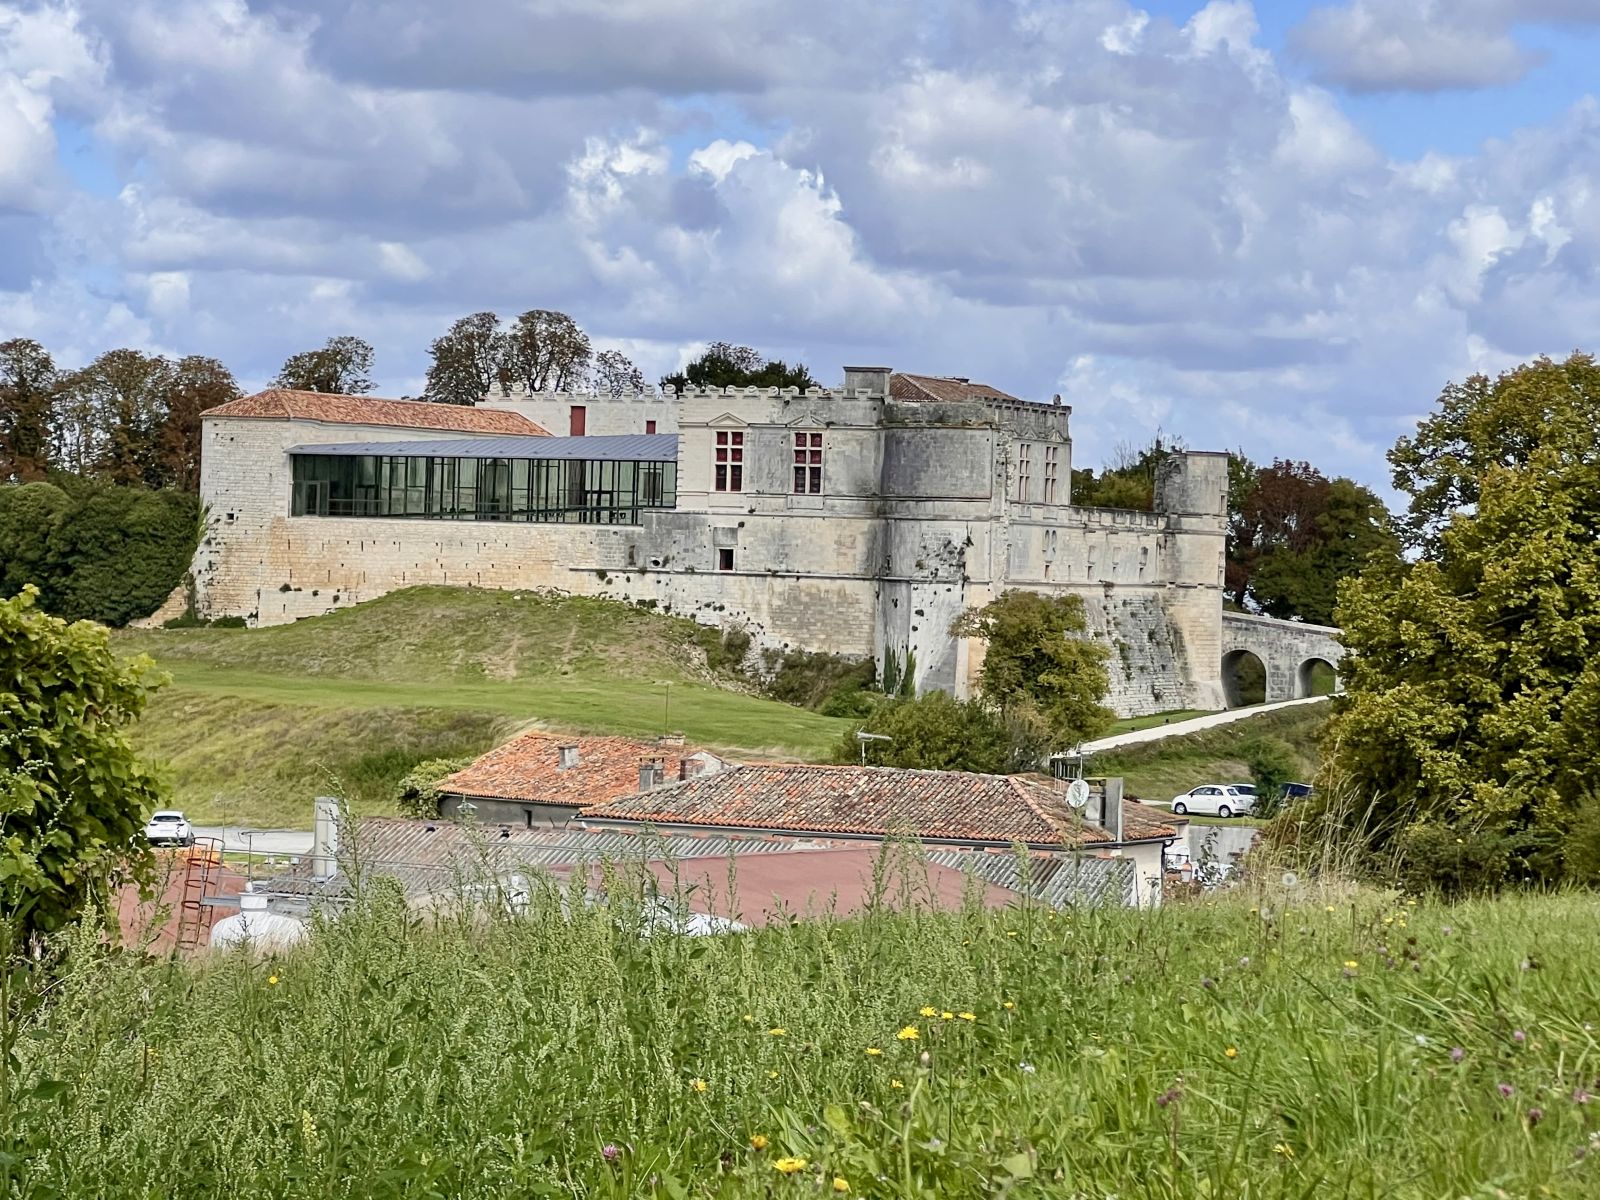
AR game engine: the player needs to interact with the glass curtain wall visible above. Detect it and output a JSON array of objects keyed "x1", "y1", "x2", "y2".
[{"x1": 290, "y1": 454, "x2": 677, "y2": 524}]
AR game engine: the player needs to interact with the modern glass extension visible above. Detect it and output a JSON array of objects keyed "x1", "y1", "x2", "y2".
[{"x1": 289, "y1": 439, "x2": 678, "y2": 525}]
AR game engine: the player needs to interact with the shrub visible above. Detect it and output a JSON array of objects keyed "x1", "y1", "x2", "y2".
[
  {"x1": 1240, "y1": 736, "x2": 1299, "y2": 819},
  {"x1": 696, "y1": 626, "x2": 752, "y2": 675},
  {"x1": 763, "y1": 649, "x2": 878, "y2": 714},
  {"x1": 394, "y1": 756, "x2": 473, "y2": 818},
  {"x1": 211, "y1": 615, "x2": 247, "y2": 629},
  {"x1": 834, "y1": 692, "x2": 1048, "y2": 774}
]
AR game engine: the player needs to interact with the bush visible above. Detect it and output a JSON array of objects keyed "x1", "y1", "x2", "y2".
[
  {"x1": 834, "y1": 692, "x2": 1049, "y2": 774},
  {"x1": 696, "y1": 626, "x2": 752, "y2": 675},
  {"x1": 1392, "y1": 823, "x2": 1514, "y2": 898},
  {"x1": 763, "y1": 649, "x2": 878, "y2": 714},
  {"x1": 211, "y1": 615, "x2": 247, "y2": 629},
  {"x1": 394, "y1": 756, "x2": 473, "y2": 818},
  {"x1": 1240, "y1": 736, "x2": 1298, "y2": 819}
]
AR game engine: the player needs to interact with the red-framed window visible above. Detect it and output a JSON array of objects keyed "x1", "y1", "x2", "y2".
[
  {"x1": 715, "y1": 430, "x2": 743, "y2": 492},
  {"x1": 792, "y1": 431, "x2": 823, "y2": 494}
]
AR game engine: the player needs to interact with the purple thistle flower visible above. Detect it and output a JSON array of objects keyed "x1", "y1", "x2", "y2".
[
  {"x1": 1450, "y1": 1047, "x2": 1465, "y2": 1063},
  {"x1": 1513, "y1": 1030, "x2": 1527, "y2": 1044},
  {"x1": 1528, "y1": 1107, "x2": 1545, "y2": 1126},
  {"x1": 602, "y1": 1144, "x2": 621, "y2": 1162},
  {"x1": 1574, "y1": 1089, "x2": 1592, "y2": 1105},
  {"x1": 1498, "y1": 1083, "x2": 1515, "y2": 1098}
]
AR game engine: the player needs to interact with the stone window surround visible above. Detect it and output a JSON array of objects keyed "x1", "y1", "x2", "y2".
[
  {"x1": 792, "y1": 429, "x2": 823, "y2": 495},
  {"x1": 715, "y1": 430, "x2": 744, "y2": 492}
]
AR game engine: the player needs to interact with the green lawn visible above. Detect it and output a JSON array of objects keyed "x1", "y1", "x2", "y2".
[
  {"x1": 19, "y1": 885, "x2": 1600, "y2": 1196},
  {"x1": 118, "y1": 587, "x2": 851, "y2": 827},
  {"x1": 1106, "y1": 707, "x2": 1215, "y2": 735}
]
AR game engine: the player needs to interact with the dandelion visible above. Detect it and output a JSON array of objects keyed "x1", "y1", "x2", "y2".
[
  {"x1": 1002, "y1": 1001, "x2": 1016, "y2": 1010},
  {"x1": 690, "y1": 1078, "x2": 708, "y2": 1093},
  {"x1": 1225, "y1": 1047, "x2": 1239, "y2": 1060},
  {"x1": 1273, "y1": 1143, "x2": 1295, "y2": 1159},
  {"x1": 832, "y1": 1178, "x2": 850, "y2": 1193},
  {"x1": 767, "y1": 1070, "x2": 780, "y2": 1079},
  {"x1": 601, "y1": 1144, "x2": 621, "y2": 1162},
  {"x1": 896, "y1": 1026, "x2": 920, "y2": 1042},
  {"x1": 769, "y1": 1027, "x2": 787, "y2": 1037},
  {"x1": 1498, "y1": 1083, "x2": 1515, "y2": 1098},
  {"x1": 773, "y1": 1156, "x2": 807, "y2": 1174},
  {"x1": 940, "y1": 1011, "x2": 954, "y2": 1020},
  {"x1": 742, "y1": 1014, "x2": 755, "y2": 1023},
  {"x1": 865, "y1": 1047, "x2": 883, "y2": 1057},
  {"x1": 957, "y1": 1012, "x2": 976, "y2": 1022},
  {"x1": 750, "y1": 1135, "x2": 769, "y2": 1150},
  {"x1": 268, "y1": 975, "x2": 280, "y2": 986},
  {"x1": 918, "y1": 1006, "x2": 938, "y2": 1018},
  {"x1": 1280, "y1": 871, "x2": 1299, "y2": 888},
  {"x1": 890, "y1": 1078, "x2": 904, "y2": 1088}
]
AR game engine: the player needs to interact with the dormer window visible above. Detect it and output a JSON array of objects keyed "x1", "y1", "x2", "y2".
[
  {"x1": 715, "y1": 431, "x2": 743, "y2": 492},
  {"x1": 792, "y1": 431, "x2": 823, "y2": 494}
]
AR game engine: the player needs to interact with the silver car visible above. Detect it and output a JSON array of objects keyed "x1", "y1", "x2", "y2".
[
  {"x1": 1170, "y1": 784, "x2": 1256, "y2": 818},
  {"x1": 144, "y1": 810, "x2": 195, "y2": 847}
]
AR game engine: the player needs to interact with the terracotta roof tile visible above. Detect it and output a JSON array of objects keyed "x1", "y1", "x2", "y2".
[
  {"x1": 443, "y1": 732, "x2": 732, "y2": 810},
  {"x1": 205, "y1": 389, "x2": 547, "y2": 435},
  {"x1": 579, "y1": 764, "x2": 1177, "y2": 846},
  {"x1": 890, "y1": 373, "x2": 1021, "y2": 404}
]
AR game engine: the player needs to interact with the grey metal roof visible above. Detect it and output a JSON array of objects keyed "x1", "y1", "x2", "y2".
[
  {"x1": 925, "y1": 849, "x2": 1134, "y2": 909},
  {"x1": 287, "y1": 433, "x2": 679, "y2": 462}
]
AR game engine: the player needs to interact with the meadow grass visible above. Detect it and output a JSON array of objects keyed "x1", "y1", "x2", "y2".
[
  {"x1": 116, "y1": 588, "x2": 851, "y2": 827},
  {"x1": 7, "y1": 876, "x2": 1600, "y2": 1197}
]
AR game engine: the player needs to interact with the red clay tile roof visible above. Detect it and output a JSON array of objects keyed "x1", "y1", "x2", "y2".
[
  {"x1": 890, "y1": 373, "x2": 1021, "y2": 404},
  {"x1": 579, "y1": 764, "x2": 1177, "y2": 846},
  {"x1": 205, "y1": 389, "x2": 548, "y2": 435},
  {"x1": 443, "y1": 732, "x2": 732, "y2": 810}
]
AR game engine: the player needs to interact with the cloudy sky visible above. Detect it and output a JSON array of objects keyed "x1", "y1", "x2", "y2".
[{"x1": 3, "y1": 0, "x2": 1599, "y2": 487}]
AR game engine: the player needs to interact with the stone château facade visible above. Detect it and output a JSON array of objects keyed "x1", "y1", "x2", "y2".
[{"x1": 193, "y1": 368, "x2": 1340, "y2": 716}]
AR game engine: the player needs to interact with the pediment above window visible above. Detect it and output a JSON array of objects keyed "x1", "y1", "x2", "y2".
[{"x1": 706, "y1": 412, "x2": 749, "y2": 428}]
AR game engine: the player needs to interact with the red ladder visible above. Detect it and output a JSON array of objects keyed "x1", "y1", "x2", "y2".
[{"x1": 175, "y1": 837, "x2": 224, "y2": 952}]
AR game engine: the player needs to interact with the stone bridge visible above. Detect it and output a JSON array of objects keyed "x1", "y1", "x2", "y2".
[{"x1": 1219, "y1": 612, "x2": 1344, "y2": 707}]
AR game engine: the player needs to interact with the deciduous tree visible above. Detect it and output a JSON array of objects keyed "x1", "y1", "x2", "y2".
[
  {"x1": 1326, "y1": 352, "x2": 1600, "y2": 889},
  {"x1": 59, "y1": 349, "x2": 176, "y2": 487},
  {"x1": 507, "y1": 310, "x2": 591, "y2": 392},
  {"x1": 660, "y1": 342, "x2": 817, "y2": 392},
  {"x1": 273, "y1": 335, "x2": 375, "y2": 394},
  {"x1": 592, "y1": 348, "x2": 646, "y2": 395},
  {"x1": 0, "y1": 338, "x2": 58, "y2": 482},
  {"x1": 950, "y1": 590, "x2": 1113, "y2": 747},
  {"x1": 1, "y1": 588, "x2": 163, "y2": 940},
  {"x1": 154, "y1": 356, "x2": 240, "y2": 490},
  {"x1": 832, "y1": 691, "x2": 1048, "y2": 774},
  {"x1": 423, "y1": 311, "x2": 508, "y2": 405}
]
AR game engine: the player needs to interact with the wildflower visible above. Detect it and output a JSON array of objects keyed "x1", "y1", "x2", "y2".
[
  {"x1": 890, "y1": 1078, "x2": 904, "y2": 1089},
  {"x1": 750, "y1": 1135, "x2": 769, "y2": 1150},
  {"x1": 1498, "y1": 1083, "x2": 1515, "y2": 1098},
  {"x1": 268, "y1": 975, "x2": 280, "y2": 986},
  {"x1": 940, "y1": 1011, "x2": 954, "y2": 1020},
  {"x1": 601, "y1": 1144, "x2": 621, "y2": 1162},
  {"x1": 865, "y1": 1047, "x2": 883, "y2": 1057},
  {"x1": 1273, "y1": 1143, "x2": 1295, "y2": 1159},
  {"x1": 1280, "y1": 871, "x2": 1299, "y2": 888},
  {"x1": 1325, "y1": 905, "x2": 1336, "y2": 913},
  {"x1": 1238, "y1": 957, "x2": 1250, "y2": 968},
  {"x1": 957, "y1": 1012, "x2": 976, "y2": 1022},
  {"x1": 832, "y1": 1178, "x2": 850, "y2": 1193},
  {"x1": 918, "y1": 1006, "x2": 938, "y2": 1018},
  {"x1": 769, "y1": 1027, "x2": 787, "y2": 1037},
  {"x1": 1007, "y1": 931, "x2": 1019, "y2": 938},
  {"x1": 1343, "y1": 960, "x2": 1359, "y2": 971},
  {"x1": 690, "y1": 1078, "x2": 708, "y2": 1093},
  {"x1": 1575, "y1": 1089, "x2": 1592, "y2": 1105},
  {"x1": 1450, "y1": 1047, "x2": 1465, "y2": 1063},
  {"x1": 299, "y1": 1109, "x2": 318, "y2": 1144},
  {"x1": 1019, "y1": 1061, "x2": 1036, "y2": 1074},
  {"x1": 773, "y1": 1156, "x2": 807, "y2": 1174},
  {"x1": 1156, "y1": 1086, "x2": 1181, "y2": 1107},
  {"x1": 1224, "y1": 1047, "x2": 1239, "y2": 1060},
  {"x1": 767, "y1": 1070, "x2": 779, "y2": 1079},
  {"x1": 1414, "y1": 1035, "x2": 1429, "y2": 1046},
  {"x1": 1528, "y1": 1107, "x2": 1545, "y2": 1127},
  {"x1": 925, "y1": 1138, "x2": 944, "y2": 1151},
  {"x1": 1513, "y1": 1030, "x2": 1526, "y2": 1044},
  {"x1": 1441, "y1": 926, "x2": 1452, "y2": 935},
  {"x1": 742, "y1": 1014, "x2": 755, "y2": 1023},
  {"x1": 1002, "y1": 1001, "x2": 1016, "y2": 1010},
  {"x1": 896, "y1": 1025, "x2": 919, "y2": 1041}
]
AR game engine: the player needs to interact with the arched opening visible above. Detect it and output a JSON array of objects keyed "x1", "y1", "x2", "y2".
[
  {"x1": 1296, "y1": 657, "x2": 1338, "y2": 698},
  {"x1": 1221, "y1": 649, "x2": 1266, "y2": 708}
]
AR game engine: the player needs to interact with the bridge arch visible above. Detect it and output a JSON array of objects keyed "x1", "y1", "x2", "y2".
[
  {"x1": 1221, "y1": 648, "x2": 1267, "y2": 708},
  {"x1": 1219, "y1": 613, "x2": 1344, "y2": 707}
]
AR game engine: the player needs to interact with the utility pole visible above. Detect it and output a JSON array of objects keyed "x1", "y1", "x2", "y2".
[{"x1": 855, "y1": 731, "x2": 892, "y2": 766}]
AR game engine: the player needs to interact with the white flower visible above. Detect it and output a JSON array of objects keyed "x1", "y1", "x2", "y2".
[
  {"x1": 1018, "y1": 1061, "x2": 1036, "y2": 1074},
  {"x1": 1280, "y1": 871, "x2": 1300, "y2": 888}
]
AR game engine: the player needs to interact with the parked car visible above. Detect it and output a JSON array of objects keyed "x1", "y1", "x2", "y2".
[
  {"x1": 1283, "y1": 782, "x2": 1314, "y2": 800},
  {"x1": 1169, "y1": 784, "x2": 1256, "y2": 818},
  {"x1": 144, "y1": 810, "x2": 195, "y2": 847}
]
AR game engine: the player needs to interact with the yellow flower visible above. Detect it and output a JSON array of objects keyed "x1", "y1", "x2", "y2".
[
  {"x1": 773, "y1": 1156, "x2": 808, "y2": 1174},
  {"x1": 890, "y1": 1078, "x2": 904, "y2": 1089},
  {"x1": 919, "y1": 1006, "x2": 938, "y2": 1017},
  {"x1": 957, "y1": 1012, "x2": 976, "y2": 1022},
  {"x1": 1002, "y1": 1001, "x2": 1016, "y2": 1011},
  {"x1": 1324, "y1": 905, "x2": 1336, "y2": 913},
  {"x1": 832, "y1": 1177, "x2": 850, "y2": 1193},
  {"x1": 1343, "y1": 960, "x2": 1359, "y2": 971},
  {"x1": 742, "y1": 1014, "x2": 754, "y2": 1023},
  {"x1": 750, "y1": 1134, "x2": 769, "y2": 1150},
  {"x1": 690, "y1": 1077, "x2": 708, "y2": 1093},
  {"x1": 1273, "y1": 1143, "x2": 1295, "y2": 1159},
  {"x1": 865, "y1": 1047, "x2": 883, "y2": 1057},
  {"x1": 1383, "y1": 916, "x2": 1394, "y2": 926},
  {"x1": 267, "y1": 975, "x2": 280, "y2": 986},
  {"x1": 1006, "y1": 930, "x2": 1019, "y2": 938},
  {"x1": 1225, "y1": 1047, "x2": 1239, "y2": 1059},
  {"x1": 940, "y1": 1011, "x2": 954, "y2": 1020},
  {"x1": 767, "y1": 1070, "x2": 779, "y2": 1079},
  {"x1": 896, "y1": 1025, "x2": 920, "y2": 1041}
]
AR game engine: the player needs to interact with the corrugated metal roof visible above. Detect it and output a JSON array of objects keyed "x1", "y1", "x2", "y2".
[
  {"x1": 926, "y1": 849, "x2": 1135, "y2": 909},
  {"x1": 288, "y1": 433, "x2": 679, "y2": 461}
]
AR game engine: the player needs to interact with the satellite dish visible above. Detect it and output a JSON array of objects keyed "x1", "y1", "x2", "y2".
[{"x1": 1066, "y1": 779, "x2": 1090, "y2": 810}]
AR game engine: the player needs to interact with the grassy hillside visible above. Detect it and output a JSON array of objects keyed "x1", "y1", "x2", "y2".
[
  {"x1": 18, "y1": 885, "x2": 1600, "y2": 1196},
  {"x1": 118, "y1": 587, "x2": 852, "y2": 827},
  {"x1": 1094, "y1": 703, "x2": 1328, "y2": 803}
]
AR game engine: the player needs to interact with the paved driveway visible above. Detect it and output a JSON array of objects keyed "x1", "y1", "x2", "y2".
[{"x1": 193, "y1": 826, "x2": 314, "y2": 856}]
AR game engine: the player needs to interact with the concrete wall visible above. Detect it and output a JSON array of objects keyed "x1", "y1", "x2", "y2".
[{"x1": 195, "y1": 383, "x2": 1247, "y2": 718}]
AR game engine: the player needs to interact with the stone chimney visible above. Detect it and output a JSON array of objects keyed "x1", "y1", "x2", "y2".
[
  {"x1": 638, "y1": 756, "x2": 666, "y2": 791},
  {"x1": 311, "y1": 796, "x2": 339, "y2": 880},
  {"x1": 558, "y1": 744, "x2": 580, "y2": 770},
  {"x1": 843, "y1": 366, "x2": 891, "y2": 397}
]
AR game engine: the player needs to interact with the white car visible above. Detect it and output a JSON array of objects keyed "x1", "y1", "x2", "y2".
[
  {"x1": 144, "y1": 810, "x2": 195, "y2": 847},
  {"x1": 1170, "y1": 784, "x2": 1256, "y2": 818}
]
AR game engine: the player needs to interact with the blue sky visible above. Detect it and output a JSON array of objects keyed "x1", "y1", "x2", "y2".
[{"x1": 4, "y1": 0, "x2": 1600, "y2": 489}]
